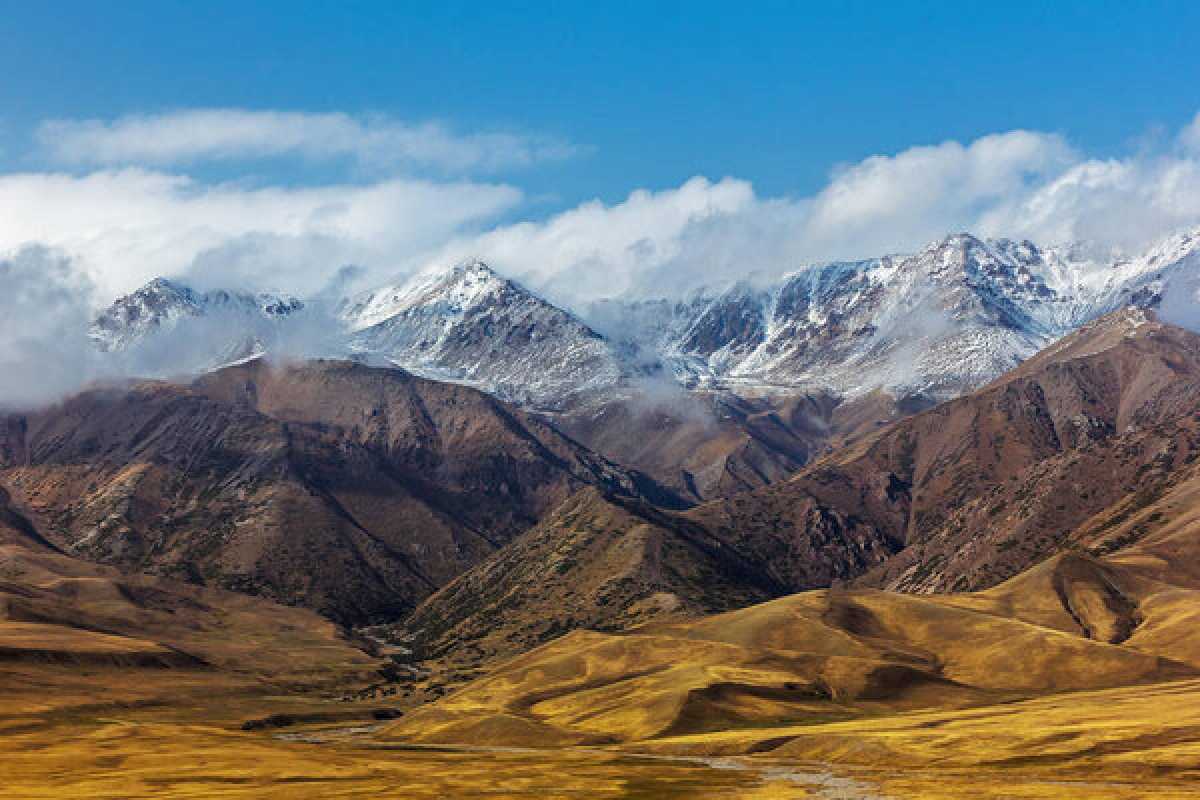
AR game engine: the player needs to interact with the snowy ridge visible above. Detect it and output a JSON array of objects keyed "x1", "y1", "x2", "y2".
[
  {"x1": 90, "y1": 278, "x2": 305, "y2": 353},
  {"x1": 341, "y1": 260, "x2": 625, "y2": 409},
  {"x1": 90, "y1": 227, "x2": 1200, "y2": 407},
  {"x1": 88, "y1": 278, "x2": 308, "y2": 375},
  {"x1": 592, "y1": 229, "x2": 1200, "y2": 400}
]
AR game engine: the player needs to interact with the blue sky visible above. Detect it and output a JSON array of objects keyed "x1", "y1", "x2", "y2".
[
  {"x1": 1, "y1": 1, "x2": 1199, "y2": 305},
  {"x1": 3, "y1": 1, "x2": 1199, "y2": 203}
]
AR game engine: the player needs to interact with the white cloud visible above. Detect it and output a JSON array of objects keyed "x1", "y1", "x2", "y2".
[
  {"x1": 801, "y1": 131, "x2": 1077, "y2": 254},
  {"x1": 4, "y1": 108, "x2": 1200, "y2": 405},
  {"x1": 37, "y1": 109, "x2": 578, "y2": 172},
  {"x1": 423, "y1": 122, "x2": 1200, "y2": 306},
  {"x1": 4, "y1": 107, "x2": 1200, "y2": 320},
  {"x1": 1180, "y1": 111, "x2": 1200, "y2": 155},
  {"x1": 0, "y1": 246, "x2": 101, "y2": 408},
  {"x1": 411, "y1": 134, "x2": 1083, "y2": 304},
  {"x1": 0, "y1": 168, "x2": 521, "y2": 301},
  {"x1": 978, "y1": 156, "x2": 1200, "y2": 249},
  {"x1": 974, "y1": 114, "x2": 1200, "y2": 250},
  {"x1": 426, "y1": 176, "x2": 760, "y2": 304}
]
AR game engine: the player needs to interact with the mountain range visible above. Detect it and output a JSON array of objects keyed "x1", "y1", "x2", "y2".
[
  {"x1": 85, "y1": 228, "x2": 1200, "y2": 503},
  {"x1": 6, "y1": 226, "x2": 1200, "y2": 795},
  {"x1": 91, "y1": 228, "x2": 1200, "y2": 403},
  {"x1": 402, "y1": 306, "x2": 1200, "y2": 667}
]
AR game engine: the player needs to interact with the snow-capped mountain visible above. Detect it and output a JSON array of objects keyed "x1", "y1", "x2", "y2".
[
  {"x1": 89, "y1": 227, "x2": 1200, "y2": 406},
  {"x1": 89, "y1": 278, "x2": 308, "y2": 371},
  {"x1": 587, "y1": 230, "x2": 1198, "y2": 400},
  {"x1": 340, "y1": 260, "x2": 625, "y2": 408}
]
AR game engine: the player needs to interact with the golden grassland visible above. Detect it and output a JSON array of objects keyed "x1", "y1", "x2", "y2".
[
  {"x1": 4, "y1": 671, "x2": 1200, "y2": 799},
  {"x1": 6, "y1": 542, "x2": 1200, "y2": 797},
  {"x1": 376, "y1": 549, "x2": 1200, "y2": 796},
  {"x1": 0, "y1": 544, "x2": 814, "y2": 798},
  {"x1": 0, "y1": 716, "x2": 813, "y2": 799}
]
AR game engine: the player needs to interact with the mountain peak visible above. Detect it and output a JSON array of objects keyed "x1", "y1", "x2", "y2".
[
  {"x1": 90, "y1": 277, "x2": 306, "y2": 358},
  {"x1": 445, "y1": 258, "x2": 499, "y2": 278},
  {"x1": 346, "y1": 260, "x2": 514, "y2": 330},
  {"x1": 142, "y1": 276, "x2": 188, "y2": 292},
  {"x1": 113, "y1": 276, "x2": 200, "y2": 308},
  {"x1": 914, "y1": 231, "x2": 1026, "y2": 270},
  {"x1": 343, "y1": 259, "x2": 623, "y2": 409}
]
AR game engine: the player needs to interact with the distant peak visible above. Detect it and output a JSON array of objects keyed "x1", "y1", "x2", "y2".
[
  {"x1": 137, "y1": 276, "x2": 192, "y2": 295},
  {"x1": 946, "y1": 231, "x2": 983, "y2": 244},
  {"x1": 443, "y1": 258, "x2": 500, "y2": 279},
  {"x1": 926, "y1": 232, "x2": 985, "y2": 250}
]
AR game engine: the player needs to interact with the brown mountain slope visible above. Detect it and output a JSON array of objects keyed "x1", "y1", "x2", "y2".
[
  {"x1": 686, "y1": 308, "x2": 1200, "y2": 595},
  {"x1": 1072, "y1": 443, "x2": 1200, "y2": 589},
  {"x1": 400, "y1": 310, "x2": 1200, "y2": 664},
  {"x1": 544, "y1": 388, "x2": 924, "y2": 503},
  {"x1": 403, "y1": 488, "x2": 782, "y2": 667},
  {"x1": 0, "y1": 360, "x2": 678, "y2": 624},
  {"x1": 0, "y1": 485, "x2": 58, "y2": 551}
]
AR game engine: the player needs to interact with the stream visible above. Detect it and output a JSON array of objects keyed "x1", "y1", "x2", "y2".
[{"x1": 274, "y1": 725, "x2": 889, "y2": 798}]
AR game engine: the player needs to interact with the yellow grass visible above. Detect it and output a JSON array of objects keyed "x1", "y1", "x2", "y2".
[{"x1": 6, "y1": 543, "x2": 1200, "y2": 797}]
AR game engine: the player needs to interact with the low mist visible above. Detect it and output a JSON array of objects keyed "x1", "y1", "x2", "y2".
[
  {"x1": 0, "y1": 247, "x2": 355, "y2": 412},
  {"x1": 0, "y1": 247, "x2": 104, "y2": 409},
  {"x1": 1158, "y1": 250, "x2": 1200, "y2": 333}
]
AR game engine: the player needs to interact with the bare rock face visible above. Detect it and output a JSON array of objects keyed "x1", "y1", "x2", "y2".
[
  {"x1": 686, "y1": 309, "x2": 1200, "y2": 596},
  {"x1": 0, "y1": 359, "x2": 677, "y2": 625}
]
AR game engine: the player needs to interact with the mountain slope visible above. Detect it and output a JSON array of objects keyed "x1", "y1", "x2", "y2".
[
  {"x1": 539, "y1": 389, "x2": 904, "y2": 503},
  {"x1": 403, "y1": 488, "x2": 781, "y2": 667},
  {"x1": 386, "y1": 550, "x2": 1197, "y2": 749},
  {"x1": 684, "y1": 308, "x2": 1200, "y2": 596},
  {"x1": 0, "y1": 541, "x2": 377, "y2": 681},
  {"x1": 0, "y1": 359, "x2": 677, "y2": 624},
  {"x1": 343, "y1": 261, "x2": 626, "y2": 409},
  {"x1": 402, "y1": 309, "x2": 1200, "y2": 667}
]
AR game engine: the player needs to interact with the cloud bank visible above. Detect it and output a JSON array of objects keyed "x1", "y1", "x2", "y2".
[
  {"x1": 433, "y1": 121, "x2": 1200, "y2": 305},
  {"x1": 38, "y1": 109, "x2": 578, "y2": 172},
  {"x1": 0, "y1": 168, "x2": 521, "y2": 301},
  {"x1": 0, "y1": 247, "x2": 103, "y2": 408},
  {"x1": 2, "y1": 106, "x2": 1198, "y2": 333}
]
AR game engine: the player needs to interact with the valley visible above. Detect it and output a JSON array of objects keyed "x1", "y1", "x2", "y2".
[
  {"x1": 4, "y1": 239, "x2": 1200, "y2": 797},
  {"x1": 8, "y1": 9, "x2": 1200, "y2": 796}
]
